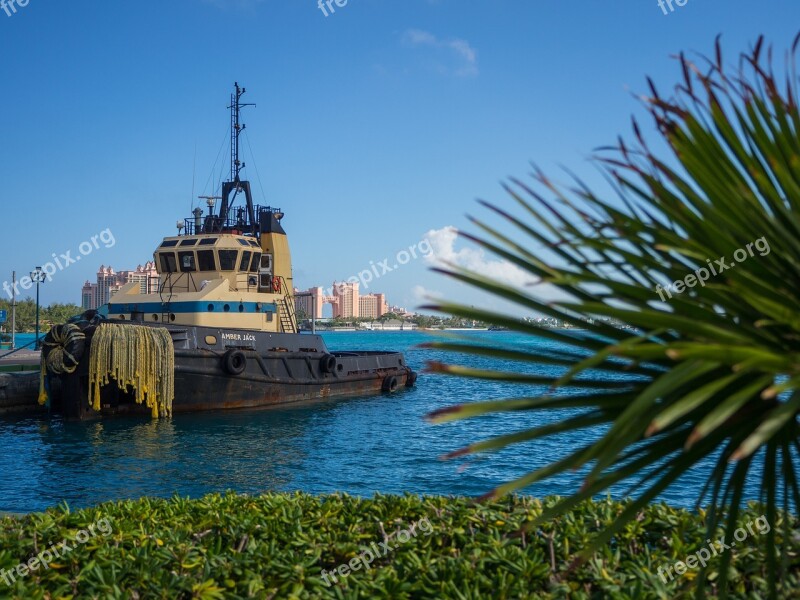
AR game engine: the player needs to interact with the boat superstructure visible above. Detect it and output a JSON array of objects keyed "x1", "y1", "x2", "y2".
[
  {"x1": 41, "y1": 83, "x2": 416, "y2": 420},
  {"x1": 110, "y1": 83, "x2": 297, "y2": 334}
]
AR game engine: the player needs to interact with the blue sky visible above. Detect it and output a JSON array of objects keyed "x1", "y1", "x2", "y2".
[{"x1": 0, "y1": 0, "x2": 797, "y2": 315}]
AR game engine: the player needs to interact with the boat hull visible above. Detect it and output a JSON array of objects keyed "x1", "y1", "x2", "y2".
[{"x1": 48, "y1": 323, "x2": 416, "y2": 420}]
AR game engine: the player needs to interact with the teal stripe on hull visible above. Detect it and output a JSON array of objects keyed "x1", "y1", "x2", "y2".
[{"x1": 108, "y1": 301, "x2": 276, "y2": 314}]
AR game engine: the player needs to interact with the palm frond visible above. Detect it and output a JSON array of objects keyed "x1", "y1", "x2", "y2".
[{"x1": 427, "y1": 35, "x2": 800, "y2": 599}]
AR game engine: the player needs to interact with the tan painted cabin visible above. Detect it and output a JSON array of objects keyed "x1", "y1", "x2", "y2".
[{"x1": 106, "y1": 231, "x2": 297, "y2": 333}]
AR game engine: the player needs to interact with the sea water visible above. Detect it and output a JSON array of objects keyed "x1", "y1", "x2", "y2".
[{"x1": 0, "y1": 330, "x2": 763, "y2": 512}]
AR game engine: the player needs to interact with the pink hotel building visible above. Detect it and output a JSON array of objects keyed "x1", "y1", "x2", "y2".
[
  {"x1": 295, "y1": 282, "x2": 388, "y2": 319},
  {"x1": 81, "y1": 263, "x2": 160, "y2": 310}
]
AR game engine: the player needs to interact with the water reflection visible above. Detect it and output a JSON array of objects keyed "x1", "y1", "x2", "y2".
[{"x1": 0, "y1": 404, "x2": 326, "y2": 512}]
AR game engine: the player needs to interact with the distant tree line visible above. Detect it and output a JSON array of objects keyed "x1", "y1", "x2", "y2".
[
  {"x1": 0, "y1": 298, "x2": 83, "y2": 334},
  {"x1": 303, "y1": 313, "x2": 488, "y2": 329}
]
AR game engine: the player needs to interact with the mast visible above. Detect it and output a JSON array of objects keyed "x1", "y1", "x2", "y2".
[{"x1": 217, "y1": 82, "x2": 257, "y2": 234}]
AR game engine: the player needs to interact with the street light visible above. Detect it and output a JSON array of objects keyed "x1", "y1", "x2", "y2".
[{"x1": 30, "y1": 266, "x2": 46, "y2": 350}]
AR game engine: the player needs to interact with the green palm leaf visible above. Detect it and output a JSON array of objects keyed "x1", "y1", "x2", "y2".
[{"x1": 426, "y1": 35, "x2": 800, "y2": 599}]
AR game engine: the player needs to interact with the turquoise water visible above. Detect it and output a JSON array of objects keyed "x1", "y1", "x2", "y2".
[
  {"x1": 0, "y1": 331, "x2": 763, "y2": 513},
  {"x1": 1, "y1": 333, "x2": 37, "y2": 350}
]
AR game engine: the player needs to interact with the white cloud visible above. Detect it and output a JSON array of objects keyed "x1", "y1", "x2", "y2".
[
  {"x1": 405, "y1": 29, "x2": 439, "y2": 46},
  {"x1": 423, "y1": 226, "x2": 532, "y2": 287},
  {"x1": 402, "y1": 29, "x2": 479, "y2": 77},
  {"x1": 411, "y1": 284, "x2": 443, "y2": 303}
]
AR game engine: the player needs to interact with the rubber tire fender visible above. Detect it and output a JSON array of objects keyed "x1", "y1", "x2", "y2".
[
  {"x1": 382, "y1": 375, "x2": 399, "y2": 393},
  {"x1": 405, "y1": 371, "x2": 418, "y2": 388},
  {"x1": 223, "y1": 349, "x2": 247, "y2": 375},
  {"x1": 320, "y1": 354, "x2": 337, "y2": 374}
]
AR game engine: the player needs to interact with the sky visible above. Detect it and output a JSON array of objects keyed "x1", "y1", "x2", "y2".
[{"x1": 0, "y1": 0, "x2": 798, "y2": 316}]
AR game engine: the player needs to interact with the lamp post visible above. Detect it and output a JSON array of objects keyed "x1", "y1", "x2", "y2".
[
  {"x1": 11, "y1": 271, "x2": 16, "y2": 350},
  {"x1": 31, "y1": 266, "x2": 46, "y2": 350}
]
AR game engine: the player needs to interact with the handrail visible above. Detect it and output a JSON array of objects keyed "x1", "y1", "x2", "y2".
[
  {"x1": 277, "y1": 276, "x2": 298, "y2": 333},
  {"x1": 0, "y1": 337, "x2": 41, "y2": 360}
]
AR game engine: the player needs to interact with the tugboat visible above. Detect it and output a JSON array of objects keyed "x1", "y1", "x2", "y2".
[{"x1": 41, "y1": 83, "x2": 416, "y2": 420}]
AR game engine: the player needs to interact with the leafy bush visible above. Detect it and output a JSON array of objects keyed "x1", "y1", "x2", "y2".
[{"x1": 0, "y1": 493, "x2": 796, "y2": 599}]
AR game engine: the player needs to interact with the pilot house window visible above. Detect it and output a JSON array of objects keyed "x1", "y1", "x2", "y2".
[
  {"x1": 240, "y1": 251, "x2": 252, "y2": 271},
  {"x1": 179, "y1": 251, "x2": 196, "y2": 272},
  {"x1": 159, "y1": 252, "x2": 177, "y2": 273},
  {"x1": 250, "y1": 253, "x2": 261, "y2": 273},
  {"x1": 197, "y1": 250, "x2": 216, "y2": 272},
  {"x1": 219, "y1": 250, "x2": 238, "y2": 271}
]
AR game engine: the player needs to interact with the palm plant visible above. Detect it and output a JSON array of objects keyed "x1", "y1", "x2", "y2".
[{"x1": 425, "y1": 35, "x2": 800, "y2": 598}]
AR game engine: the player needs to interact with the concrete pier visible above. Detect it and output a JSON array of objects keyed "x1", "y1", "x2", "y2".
[
  {"x1": 0, "y1": 371, "x2": 45, "y2": 415},
  {"x1": 0, "y1": 350, "x2": 46, "y2": 416}
]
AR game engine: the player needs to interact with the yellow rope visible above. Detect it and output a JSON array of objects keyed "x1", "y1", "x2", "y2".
[
  {"x1": 43, "y1": 324, "x2": 85, "y2": 375},
  {"x1": 88, "y1": 324, "x2": 175, "y2": 418},
  {"x1": 39, "y1": 323, "x2": 86, "y2": 406},
  {"x1": 38, "y1": 352, "x2": 48, "y2": 406}
]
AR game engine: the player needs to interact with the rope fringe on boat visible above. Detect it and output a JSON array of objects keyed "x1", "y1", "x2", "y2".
[{"x1": 88, "y1": 324, "x2": 175, "y2": 418}]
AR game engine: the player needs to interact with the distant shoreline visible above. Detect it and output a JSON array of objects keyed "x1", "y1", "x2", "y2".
[{"x1": 312, "y1": 327, "x2": 586, "y2": 332}]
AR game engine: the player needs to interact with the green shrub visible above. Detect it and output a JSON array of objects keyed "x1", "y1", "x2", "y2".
[{"x1": 0, "y1": 493, "x2": 796, "y2": 599}]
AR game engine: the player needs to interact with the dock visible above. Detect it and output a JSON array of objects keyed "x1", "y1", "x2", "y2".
[{"x1": 0, "y1": 349, "x2": 46, "y2": 416}]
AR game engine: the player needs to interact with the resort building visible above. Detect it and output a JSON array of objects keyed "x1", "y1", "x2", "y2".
[
  {"x1": 81, "y1": 263, "x2": 159, "y2": 310},
  {"x1": 358, "y1": 293, "x2": 388, "y2": 320},
  {"x1": 294, "y1": 285, "x2": 390, "y2": 320},
  {"x1": 294, "y1": 286, "x2": 325, "y2": 319},
  {"x1": 332, "y1": 281, "x2": 359, "y2": 318},
  {"x1": 388, "y1": 305, "x2": 414, "y2": 318}
]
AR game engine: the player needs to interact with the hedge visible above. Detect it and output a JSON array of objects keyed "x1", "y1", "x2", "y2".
[{"x1": 0, "y1": 493, "x2": 797, "y2": 599}]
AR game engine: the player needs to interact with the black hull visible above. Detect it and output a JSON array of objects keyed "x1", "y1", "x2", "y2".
[{"x1": 47, "y1": 323, "x2": 416, "y2": 421}]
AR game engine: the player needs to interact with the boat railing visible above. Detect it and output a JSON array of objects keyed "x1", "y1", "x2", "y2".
[{"x1": 182, "y1": 204, "x2": 283, "y2": 236}]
